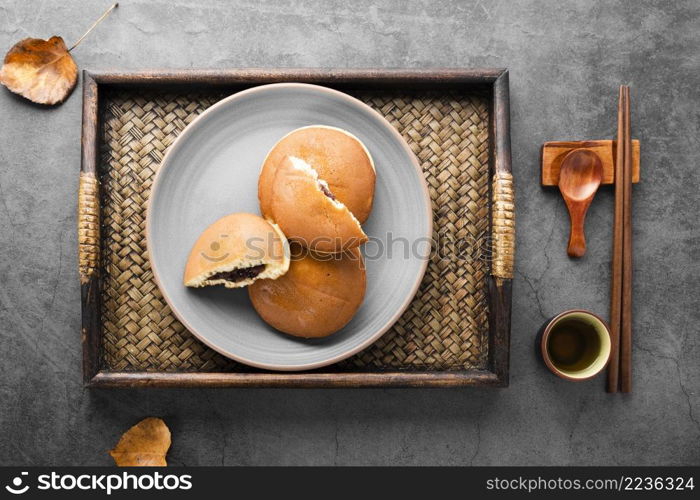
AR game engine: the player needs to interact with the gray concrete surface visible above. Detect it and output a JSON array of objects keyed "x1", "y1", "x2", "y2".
[{"x1": 0, "y1": 0, "x2": 698, "y2": 466}]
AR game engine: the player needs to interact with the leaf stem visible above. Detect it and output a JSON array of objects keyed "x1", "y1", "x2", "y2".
[{"x1": 68, "y1": 3, "x2": 119, "y2": 52}]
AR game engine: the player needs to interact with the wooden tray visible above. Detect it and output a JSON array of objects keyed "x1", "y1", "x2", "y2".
[{"x1": 79, "y1": 69, "x2": 514, "y2": 388}]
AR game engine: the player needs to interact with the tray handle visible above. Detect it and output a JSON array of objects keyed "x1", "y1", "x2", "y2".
[
  {"x1": 78, "y1": 172, "x2": 100, "y2": 284},
  {"x1": 491, "y1": 172, "x2": 514, "y2": 279}
]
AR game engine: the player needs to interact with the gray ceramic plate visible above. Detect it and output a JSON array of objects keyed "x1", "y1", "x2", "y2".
[{"x1": 147, "y1": 83, "x2": 432, "y2": 371}]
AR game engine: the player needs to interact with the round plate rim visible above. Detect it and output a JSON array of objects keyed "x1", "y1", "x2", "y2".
[{"x1": 145, "y1": 82, "x2": 433, "y2": 371}]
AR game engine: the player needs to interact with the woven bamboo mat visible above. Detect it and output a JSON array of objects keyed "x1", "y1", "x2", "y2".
[{"x1": 99, "y1": 88, "x2": 490, "y2": 372}]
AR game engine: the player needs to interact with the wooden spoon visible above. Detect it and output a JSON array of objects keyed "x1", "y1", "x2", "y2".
[{"x1": 558, "y1": 149, "x2": 603, "y2": 257}]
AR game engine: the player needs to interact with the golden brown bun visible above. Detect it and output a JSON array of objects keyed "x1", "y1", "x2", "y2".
[
  {"x1": 183, "y1": 213, "x2": 289, "y2": 288},
  {"x1": 266, "y1": 156, "x2": 367, "y2": 253},
  {"x1": 248, "y1": 244, "x2": 366, "y2": 338},
  {"x1": 259, "y1": 125, "x2": 376, "y2": 223}
]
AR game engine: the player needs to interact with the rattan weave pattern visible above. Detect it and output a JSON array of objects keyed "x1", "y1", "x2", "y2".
[{"x1": 99, "y1": 89, "x2": 490, "y2": 372}]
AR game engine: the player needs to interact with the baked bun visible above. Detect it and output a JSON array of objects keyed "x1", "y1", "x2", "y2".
[
  {"x1": 259, "y1": 125, "x2": 375, "y2": 223},
  {"x1": 266, "y1": 156, "x2": 368, "y2": 253},
  {"x1": 248, "y1": 244, "x2": 366, "y2": 338},
  {"x1": 183, "y1": 213, "x2": 289, "y2": 288}
]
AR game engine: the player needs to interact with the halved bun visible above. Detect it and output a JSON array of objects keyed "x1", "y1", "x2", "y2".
[
  {"x1": 259, "y1": 125, "x2": 375, "y2": 223},
  {"x1": 183, "y1": 213, "x2": 289, "y2": 288},
  {"x1": 267, "y1": 156, "x2": 367, "y2": 253},
  {"x1": 248, "y1": 244, "x2": 366, "y2": 338}
]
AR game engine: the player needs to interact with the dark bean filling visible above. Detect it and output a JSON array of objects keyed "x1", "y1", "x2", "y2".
[
  {"x1": 318, "y1": 182, "x2": 336, "y2": 201},
  {"x1": 210, "y1": 264, "x2": 265, "y2": 282}
]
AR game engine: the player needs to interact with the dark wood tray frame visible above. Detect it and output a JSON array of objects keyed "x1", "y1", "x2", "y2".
[{"x1": 79, "y1": 69, "x2": 513, "y2": 388}]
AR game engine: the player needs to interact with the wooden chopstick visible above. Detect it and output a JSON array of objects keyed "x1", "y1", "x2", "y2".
[
  {"x1": 607, "y1": 86, "x2": 626, "y2": 393},
  {"x1": 620, "y1": 86, "x2": 633, "y2": 392}
]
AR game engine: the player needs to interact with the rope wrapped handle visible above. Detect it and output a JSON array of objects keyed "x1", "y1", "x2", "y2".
[
  {"x1": 78, "y1": 172, "x2": 100, "y2": 284},
  {"x1": 491, "y1": 172, "x2": 514, "y2": 279}
]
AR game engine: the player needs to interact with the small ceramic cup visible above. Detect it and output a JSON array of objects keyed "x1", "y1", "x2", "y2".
[{"x1": 538, "y1": 309, "x2": 611, "y2": 381}]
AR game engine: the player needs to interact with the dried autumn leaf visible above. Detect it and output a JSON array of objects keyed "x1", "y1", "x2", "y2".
[
  {"x1": 0, "y1": 3, "x2": 117, "y2": 106},
  {"x1": 0, "y1": 36, "x2": 78, "y2": 105},
  {"x1": 109, "y1": 417, "x2": 172, "y2": 467}
]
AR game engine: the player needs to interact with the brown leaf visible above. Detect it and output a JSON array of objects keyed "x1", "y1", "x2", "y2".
[
  {"x1": 109, "y1": 417, "x2": 172, "y2": 467},
  {"x1": 0, "y1": 36, "x2": 78, "y2": 105}
]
